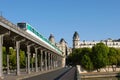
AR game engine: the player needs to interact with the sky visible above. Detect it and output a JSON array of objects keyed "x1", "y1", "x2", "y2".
[{"x1": 0, "y1": 0, "x2": 120, "y2": 47}]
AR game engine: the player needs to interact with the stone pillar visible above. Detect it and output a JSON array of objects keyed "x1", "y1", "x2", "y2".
[
  {"x1": 16, "y1": 41, "x2": 20, "y2": 75},
  {"x1": 35, "y1": 48, "x2": 38, "y2": 72},
  {"x1": 54, "y1": 55, "x2": 56, "y2": 68},
  {"x1": 53, "y1": 55, "x2": 55, "y2": 68},
  {"x1": 50, "y1": 54, "x2": 53, "y2": 69},
  {"x1": 50, "y1": 53, "x2": 52, "y2": 70},
  {"x1": 31, "y1": 53, "x2": 34, "y2": 71},
  {"x1": 40, "y1": 50, "x2": 43, "y2": 71},
  {"x1": 55, "y1": 56, "x2": 57, "y2": 68},
  {"x1": 48, "y1": 53, "x2": 50, "y2": 70},
  {"x1": 45, "y1": 51, "x2": 47, "y2": 71},
  {"x1": 25, "y1": 56, "x2": 27, "y2": 72},
  {"x1": 27, "y1": 45, "x2": 31, "y2": 74},
  {"x1": 0, "y1": 35, "x2": 3, "y2": 78},
  {"x1": 6, "y1": 46, "x2": 10, "y2": 74}
]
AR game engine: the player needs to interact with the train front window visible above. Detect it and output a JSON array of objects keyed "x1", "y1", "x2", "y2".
[{"x1": 17, "y1": 23, "x2": 26, "y2": 29}]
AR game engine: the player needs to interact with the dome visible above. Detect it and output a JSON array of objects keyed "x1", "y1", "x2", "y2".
[
  {"x1": 49, "y1": 34, "x2": 54, "y2": 40},
  {"x1": 60, "y1": 38, "x2": 66, "y2": 44},
  {"x1": 73, "y1": 31, "x2": 80, "y2": 40},
  {"x1": 49, "y1": 34, "x2": 55, "y2": 44}
]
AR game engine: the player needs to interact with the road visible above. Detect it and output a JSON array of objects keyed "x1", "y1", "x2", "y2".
[{"x1": 22, "y1": 67, "x2": 76, "y2": 80}]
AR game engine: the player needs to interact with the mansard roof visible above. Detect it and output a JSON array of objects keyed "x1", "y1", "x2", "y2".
[
  {"x1": 49, "y1": 34, "x2": 54, "y2": 40},
  {"x1": 60, "y1": 38, "x2": 66, "y2": 43},
  {"x1": 73, "y1": 31, "x2": 79, "y2": 40}
]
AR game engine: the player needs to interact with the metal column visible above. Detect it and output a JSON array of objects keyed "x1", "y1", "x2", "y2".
[
  {"x1": 16, "y1": 41, "x2": 20, "y2": 75},
  {"x1": 35, "y1": 48, "x2": 38, "y2": 72},
  {"x1": 27, "y1": 45, "x2": 31, "y2": 74},
  {"x1": 48, "y1": 53, "x2": 50, "y2": 70},
  {"x1": 0, "y1": 35, "x2": 3, "y2": 78},
  {"x1": 40, "y1": 50, "x2": 43, "y2": 71},
  {"x1": 6, "y1": 46, "x2": 10, "y2": 74},
  {"x1": 45, "y1": 51, "x2": 47, "y2": 71}
]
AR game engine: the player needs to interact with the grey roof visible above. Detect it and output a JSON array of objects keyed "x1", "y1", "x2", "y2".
[
  {"x1": 60, "y1": 38, "x2": 66, "y2": 43},
  {"x1": 73, "y1": 31, "x2": 79, "y2": 40},
  {"x1": 49, "y1": 34, "x2": 54, "y2": 40}
]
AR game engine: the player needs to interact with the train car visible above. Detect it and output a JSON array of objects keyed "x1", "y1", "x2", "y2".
[{"x1": 17, "y1": 23, "x2": 62, "y2": 54}]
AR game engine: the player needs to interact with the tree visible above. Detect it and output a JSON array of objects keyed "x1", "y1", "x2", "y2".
[
  {"x1": 81, "y1": 54, "x2": 93, "y2": 71},
  {"x1": 92, "y1": 43, "x2": 109, "y2": 71},
  {"x1": 9, "y1": 48, "x2": 16, "y2": 69},
  {"x1": 3, "y1": 47, "x2": 6, "y2": 67},
  {"x1": 115, "y1": 48, "x2": 120, "y2": 66},
  {"x1": 20, "y1": 50, "x2": 26, "y2": 68},
  {"x1": 69, "y1": 48, "x2": 82, "y2": 65},
  {"x1": 108, "y1": 47, "x2": 118, "y2": 71}
]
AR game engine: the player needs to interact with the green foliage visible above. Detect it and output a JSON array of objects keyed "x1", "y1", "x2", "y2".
[
  {"x1": 68, "y1": 48, "x2": 82, "y2": 65},
  {"x1": 68, "y1": 42, "x2": 120, "y2": 72},
  {"x1": 108, "y1": 47, "x2": 117, "y2": 65},
  {"x1": 81, "y1": 54, "x2": 93, "y2": 71},
  {"x1": 9, "y1": 48, "x2": 16, "y2": 69},
  {"x1": 115, "y1": 48, "x2": 120, "y2": 66},
  {"x1": 20, "y1": 50, "x2": 26, "y2": 68},
  {"x1": 92, "y1": 43, "x2": 109, "y2": 70},
  {"x1": 2, "y1": 47, "x2": 26, "y2": 69},
  {"x1": 3, "y1": 47, "x2": 6, "y2": 67}
]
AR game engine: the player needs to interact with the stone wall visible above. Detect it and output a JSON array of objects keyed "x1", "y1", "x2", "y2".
[{"x1": 77, "y1": 65, "x2": 120, "y2": 73}]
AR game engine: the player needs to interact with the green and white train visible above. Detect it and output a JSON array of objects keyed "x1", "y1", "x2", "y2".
[{"x1": 17, "y1": 23, "x2": 62, "y2": 54}]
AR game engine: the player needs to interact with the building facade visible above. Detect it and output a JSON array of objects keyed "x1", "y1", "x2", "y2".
[
  {"x1": 49, "y1": 34, "x2": 71, "y2": 67},
  {"x1": 73, "y1": 31, "x2": 120, "y2": 49}
]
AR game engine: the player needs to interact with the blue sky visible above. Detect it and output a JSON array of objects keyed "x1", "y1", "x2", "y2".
[{"x1": 0, "y1": 0, "x2": 120, "y2": 47}]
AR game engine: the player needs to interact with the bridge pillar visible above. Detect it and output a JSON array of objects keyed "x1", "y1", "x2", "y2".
[
  {"x1": 45, "y1": 51, "x2": 47, "y2": 71},
  {"x1": 55, "y1": 55, "x2": 58, "y2": 67},
  {"x1": 35, "y1": 48, "x2": 38, "y2": 72},
  {"x1": 6, "y1": 46, "x2": 10, "y2": 74},
  {"x1": 16, "y1": 39, "x2": 25, "y2": 76},
  {"x1": 16, "y1": 41, "x2": 20, "y2": 75},
  {"x1": 53, "y1": 55, "x2": 55, "y2": 69},
  {"x1": 54, "y1": 55, "x2": 57, "y2": 68},
  {"x1": 27, "y1": 45, "x2": 31, "y2": 74},
  {"x1": 0, "y1": 35, "x2": 3, "y2": 79},
  {"x1": 40, "y1": 49, "x2": 43, "y2": 71},
  {"x1": 53, "y1": 55, "x2": 55, "y2": 68},
  {"x1": 48, "y1": 53, "x2": 50, "y2": 70},
  {"x1": 50, "y1": 53, "x2": 53, "y2": 69},
  {"x1": 31, "y1": 53, "x2": 35, "y2": 72},
  {"x1": 25, "y1": 55, "x2": 28, "y2": 72}
]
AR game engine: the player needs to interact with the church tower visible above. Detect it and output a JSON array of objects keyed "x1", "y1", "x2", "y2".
[
  {"x1": 73, "y1": 31, "x2": 80, "y2": 48},
  {"x1": 49, "y1": 34, "x2": 55, "y2": 45}
]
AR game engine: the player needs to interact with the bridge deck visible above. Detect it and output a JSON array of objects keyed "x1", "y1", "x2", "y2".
[
  {"x1": 4, "y1": 67, "x2": 73, "y2": 80},
  {"x1": 21, "y1": 67, "x2": 76, "y2": 80},
  {"x1": 22, "y1": 67, "x2": 72, "y2": 80}
]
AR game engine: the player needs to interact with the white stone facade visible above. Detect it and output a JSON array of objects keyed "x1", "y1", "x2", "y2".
[
  {"x1": 73, "y1": 31, "x2": 120, "y2": 48},
  {"x1": 49, "y1": 34, "x2": 70, "y2": 67}
]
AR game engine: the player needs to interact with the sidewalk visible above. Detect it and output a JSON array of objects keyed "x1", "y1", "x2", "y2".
[{"x1": 3, "y1": 67, "x2": 63, "y2": 80}]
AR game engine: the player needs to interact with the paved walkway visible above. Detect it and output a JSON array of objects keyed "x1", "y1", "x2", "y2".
[
  {"x1": 3, "y1": 67, "x2": 66, "y2": 80},
  {"x1": 22, "y1": 67, "x2": 71, "y2": 80},
  {"x1": 57, "y1": 67, "x2": 77, "y2": 80}
]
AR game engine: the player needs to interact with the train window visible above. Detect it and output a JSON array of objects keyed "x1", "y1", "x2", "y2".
[
  {"x1": 17, "y1": 23, "x2": 26, "y2": 29},
  {"x1": 31, "y1": 28, "x2": 34, "y2": 32}
]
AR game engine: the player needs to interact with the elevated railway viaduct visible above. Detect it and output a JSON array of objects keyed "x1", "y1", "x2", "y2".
[{"x1": 0, "y1": 16, "x2": 64, "y2": 78}]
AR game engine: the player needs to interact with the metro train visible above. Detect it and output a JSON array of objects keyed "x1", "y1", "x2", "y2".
[{"x1": 17, "y1": 23, "x2": 62, "y2": 54}]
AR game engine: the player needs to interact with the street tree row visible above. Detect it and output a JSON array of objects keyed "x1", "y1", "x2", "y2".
[{"x1": 67, "y1": 43, "x2": 120, "y2": 72}]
